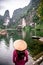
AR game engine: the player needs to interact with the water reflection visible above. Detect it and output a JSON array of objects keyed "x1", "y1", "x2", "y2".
[
  {"x1": 22, "y1": 29, "x2": 26, "y2": 39},
  {"x1": 0, "y1": 28, "x2": 27, "y2": 65},
  {"x1": 0, "y1": 29, "x2": 43, "y2": 65},
  {"x1": 0, "y1": 39, "x2": 7, "y2": 57},
  {"x1": 0, "y1": 38, "x2": 34, "y2": 65},
  {"x1": 9, "y1": 38, "x2": 14, "y2": 50},
  {"x1": 0, "y1": 38, "x2": 14, "y2": 65}
]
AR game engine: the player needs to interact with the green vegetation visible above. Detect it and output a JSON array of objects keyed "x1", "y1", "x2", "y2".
[
  {"x1": 33, "y1": 14, "x2": 39, "y2": 23},
  {"x1": 33, "y1": 52, "x2": 43, "y2": 60},
  {"x1": 0, "y1": 19, "x2": 5, "y2": 29},
  {"x1": 24, "y1": 27, "x2": 43, "y2": 57},
  {"x1": 37, "y1": 0, "x2": 43, "y2": 21},
  {"x1": 23, "y1": 26, "x2": 31, "y2": 32}
]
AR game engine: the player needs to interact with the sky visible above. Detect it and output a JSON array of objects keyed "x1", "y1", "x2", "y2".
[{"x1": 0, "y1": 0, "x2": 31, "y2": 17}]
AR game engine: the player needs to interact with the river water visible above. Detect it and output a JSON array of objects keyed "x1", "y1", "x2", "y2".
[
  {"x1": 0, "y1": 38, "x2": 35, "y2": 65},
  {"x1": 0, "y1": 29, "x2": 43, "y2": 65}
]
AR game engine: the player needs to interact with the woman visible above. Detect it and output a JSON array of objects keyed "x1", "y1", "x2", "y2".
[{"x1": 13, "y1": 39, "x2": 28, "y2": 65}]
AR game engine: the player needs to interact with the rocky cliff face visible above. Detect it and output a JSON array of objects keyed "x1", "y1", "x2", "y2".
[
  {"x1": 0, "y1": 0, "x2": 40, "y2": 28},
  {"x1": 0, "y1": 15, "x2": 4, "y2": 28},
  {"x1": 12, "y1": 0, "x2": 40, "y2": 26},
  {"x1": 25, "y1": 0, "x2": 40, "y2": 26},
  {"x1": 3, "y1": 10, "x2": 10, "y2": 27},
  {"x1": 4, "y1": 10, "x2": 10, "y2": 18}
]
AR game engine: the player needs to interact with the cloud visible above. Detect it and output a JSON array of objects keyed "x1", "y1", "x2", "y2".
[
  {"x1": 0, "y1": 5, "x2": 5, "y2": 10},
  {"x1": 0, "y1": 0, "x2": 31, "y2": 17},
  {"x1": 0, "y1": 0, "x2": 9, "y2": 3},
  {"x1": 0, "y1": 0, "x2": 8, "y2": 9},
  {"x1": 0, "y1": 0, "x2": 8, "y2": 1}
]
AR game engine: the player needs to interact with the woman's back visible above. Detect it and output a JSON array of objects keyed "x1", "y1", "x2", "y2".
[
  {"x1": 13, "y1": 40, "x2": 28, "y2": 65},
  {"x1": 13, "y1": 50, "x2": 28, "y2": 65},
  {"x1": 17, "y1": 50, "x2": 25, "y2": 60}
]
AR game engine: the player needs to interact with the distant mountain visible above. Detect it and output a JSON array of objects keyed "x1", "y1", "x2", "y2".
[
  {"x1": 0, "y1": 10, "x2": 10, "y2": 20},
  {"x1": 0, "y1": 0, "x2": 40, "y2": 28},
  {"x1": 31, "y1": 0, "x2": 40, "y2": 7},
  {"x1": 0, "y1": 15, "x2": 4, "y2": 28},
  {"x1": 0, "y1": 10, "x2": 10, "y2": 28},
  {"x1": 12, "y1": 1, "x2": 31, "y2": 21},
  {"x1": 12, "y1": 8, "x2": 23, "y2": 21},
  {"x1": 4, "y1": 10, "x2": 10, "y2": 19},
  {"x1": 23, "y1": 0, "x2": 40, "y2": 26},
  {"x1": 12, "y1": 0, "x2": 40, "y2": 22},
  {"x1": 0, "y1": 15, "x2": 4, "y2": 20}
]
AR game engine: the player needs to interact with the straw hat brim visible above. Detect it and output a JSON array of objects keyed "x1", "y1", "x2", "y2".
[{"x1": 13, "y1": 39, "x2": 27, "y2": 51}]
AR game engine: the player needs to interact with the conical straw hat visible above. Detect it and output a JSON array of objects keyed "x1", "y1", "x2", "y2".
[{"x1": 13, "y1": 39, "x2": 27, "y2": 51}]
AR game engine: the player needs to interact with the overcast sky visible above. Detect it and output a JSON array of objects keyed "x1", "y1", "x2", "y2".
[{"x1": 0, "y1": 0, "x2": 31, "y2": 17}]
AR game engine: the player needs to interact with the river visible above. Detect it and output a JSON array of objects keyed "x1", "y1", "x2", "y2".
[
  {"x1": 0, "y1": 38, "x2": 35, "y2": 65},
  {"x1": 0, "y1": 28, "x2": 43, "y2": 65}
]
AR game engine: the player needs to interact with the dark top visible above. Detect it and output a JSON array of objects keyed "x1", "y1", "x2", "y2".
[{"x1": 13, "y1": 50, "x2": 28, "y2": 65}]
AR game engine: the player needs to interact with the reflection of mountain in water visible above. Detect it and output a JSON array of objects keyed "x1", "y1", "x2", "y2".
[
  {"x1": 0, "y1": 38, "x2": 14, "y2": 65},
  {"x1": 0, "y1": 38, "x2": 34, "y2": 65}
]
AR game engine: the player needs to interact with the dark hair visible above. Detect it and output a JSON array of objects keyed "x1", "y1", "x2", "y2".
[{"x1": 17, "y1": 50, "x2": 25, "y2": 60}]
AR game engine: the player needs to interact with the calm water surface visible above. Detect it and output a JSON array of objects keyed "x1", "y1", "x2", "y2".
[
  {"x1": 0, "y1": 29, "x2": 43, "y2": 65},
  {"x1": 0, "y1": 38, "x2": 35, "y2": 65}
]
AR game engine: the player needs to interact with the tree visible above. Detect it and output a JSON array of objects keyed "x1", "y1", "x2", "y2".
[
  {"x1": 33, "y1": 14, "x2": 39, "y2": 23},
  {"x1": 37, "y1": 0, "x2": 43, "y2": 21}
]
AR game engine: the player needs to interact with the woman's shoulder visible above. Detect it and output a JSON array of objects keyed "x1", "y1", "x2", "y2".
[
  {"x1": 13, "y1": 50, "x2": 17, "y2": 55},
  {"x1": 24, "y1": 50, "x2": 29, "y2": 55}
]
